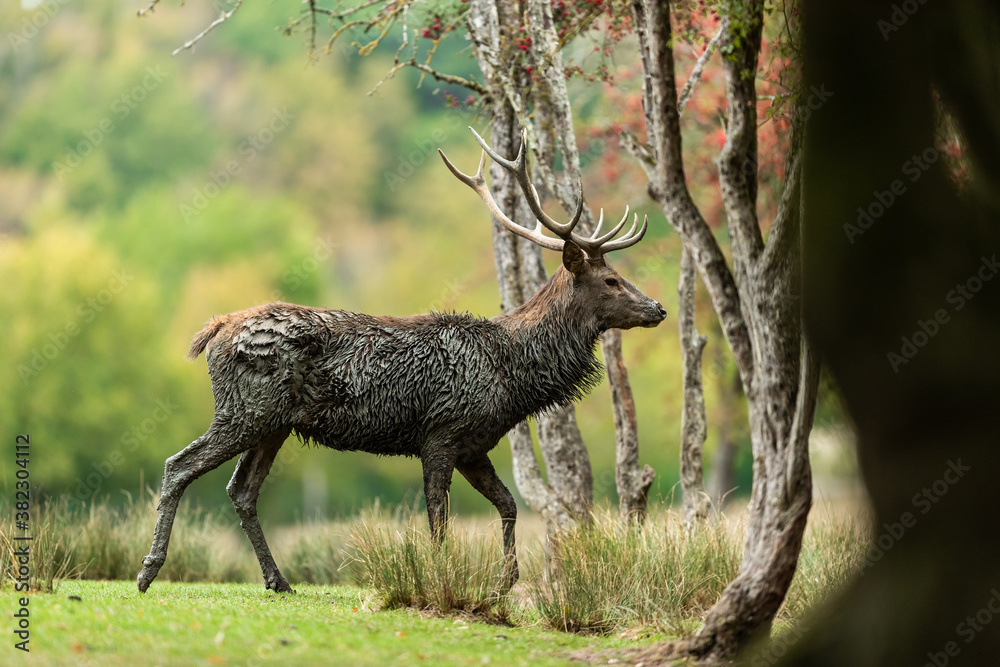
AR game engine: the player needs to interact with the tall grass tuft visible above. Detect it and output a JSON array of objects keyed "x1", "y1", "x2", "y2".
[
  {"x1": 0, "y1": 492, "x2": 359, "y2": 588},
  {"x1": 529, "y1": 508, "x2": 741, "y2": 633},
  {"x1": 350, "y1": 507, "x2": 512, "y2": 623},
  {"x1": 778, "y1": 508, "x2": 871, "y2": 623},
  {"x1": 0, "y1": 497, "x2": 84, "y2": 592}
]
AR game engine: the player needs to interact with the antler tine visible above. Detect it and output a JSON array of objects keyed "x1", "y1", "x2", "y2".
[
  {"x1": 590, "y1": 209, "x2": 605, "y2": 240},
  {"x1": 438, "y1": 145, "x2": 488, "y2": 189},
  {"x1": 586, "y1": 205, "x2": 631, "y2": 246},
  {"x1": 598, "y1": 214, "x2": 648, "y2": 254},
  {"x1": 437, "y1": 147, "x2": 565, "y2": 252},
  {"x1": 469, "y1": 125, "x2": 524, "y2": 173},
  {"x1": 471, "y1": 127, "x2": 584, "y2": 239}
]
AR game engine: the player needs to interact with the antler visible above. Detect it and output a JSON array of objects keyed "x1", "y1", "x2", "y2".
[{"x1": 437, "y1": 127, "x2": 648, "y2": 261}]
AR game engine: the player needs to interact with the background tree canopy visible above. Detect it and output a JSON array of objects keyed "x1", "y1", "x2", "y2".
[{"x1": 0, "y1": 0, "x2": 851, "y2": 524}]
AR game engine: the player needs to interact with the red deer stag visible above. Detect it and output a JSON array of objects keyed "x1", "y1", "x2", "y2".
[{"x1": 137, "y1": 128, "x2": 666, "y2": 594}]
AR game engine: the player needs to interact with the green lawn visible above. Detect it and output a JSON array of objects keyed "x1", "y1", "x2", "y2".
[{"x1": 0, "y1": 581, "x2": 671, "y2": 666}]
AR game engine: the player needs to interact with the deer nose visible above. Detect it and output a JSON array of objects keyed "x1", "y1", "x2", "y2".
[{"x1": 655, "y1": 302, "x2": 667, "y2": 319}]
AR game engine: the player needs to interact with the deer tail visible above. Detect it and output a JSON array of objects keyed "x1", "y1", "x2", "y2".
[{"x1": 187, "y1": 316, "x2": 229, "y2": 360}]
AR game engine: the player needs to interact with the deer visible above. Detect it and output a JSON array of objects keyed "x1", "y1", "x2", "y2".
[{"x1": 136, "y1": 128, "x2": 667, "y2": 595}]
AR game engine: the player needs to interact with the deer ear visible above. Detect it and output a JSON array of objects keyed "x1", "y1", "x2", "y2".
[{"x1": 562, "y1": 241, "x2": 586, "y2": 275}]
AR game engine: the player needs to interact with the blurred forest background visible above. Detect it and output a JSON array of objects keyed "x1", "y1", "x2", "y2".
[{"x1": 0, "y1": 0, "x2": 858, "y2": 525}]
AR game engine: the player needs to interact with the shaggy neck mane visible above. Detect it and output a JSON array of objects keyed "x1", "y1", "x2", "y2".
[{"x1": 493, "y1": 268, "x2": 604, "y2": 415}]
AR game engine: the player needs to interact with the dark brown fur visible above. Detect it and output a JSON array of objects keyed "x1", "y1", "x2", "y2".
[{"x1": 137, "y1": 245, "x2": 665, "y2": 594}]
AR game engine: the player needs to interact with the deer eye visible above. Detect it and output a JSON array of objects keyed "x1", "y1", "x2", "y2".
[{"x1": 604, "y1": 278, "x2": 619, "y2": 287}]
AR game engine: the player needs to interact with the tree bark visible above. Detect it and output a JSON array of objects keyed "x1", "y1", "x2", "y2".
[
  {"x1": 466, "y1": 0, "x2": 655, "y2": 530},
  {"x1": 626, "y1": 0, "x2": 818, "y2": 658},
  {"x1": 604, "y1": 328, "x2": 655, "y2": 523},
  {"x1": 678, "y1": 248, "x2": 710, "y2": 529},
  {"x1": 523, "y1": 0, "x2": 652, "y2": 524}
]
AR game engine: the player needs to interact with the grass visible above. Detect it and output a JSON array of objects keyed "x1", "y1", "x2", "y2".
[
  {"x1": 529, "y1": 510, "x2": 741, "y2": 634},
  {"x1": 0, "y1": 580, "x2": 670, "y2": 666},
  {"x1": 0, "y1": 495, "x2": 870, "y2": 664},
  {"x1": 349, "y1": 507, "x2": 514, "y2": 623},
  {"x1": 0, "y1": 493, "x2": 356, "y2": 589}
]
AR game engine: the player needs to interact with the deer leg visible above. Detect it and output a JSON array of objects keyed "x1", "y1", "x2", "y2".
[
  {"x1": 137, "y1": 421, "x2": 255, "y2": 593},
  {"x1": 456, "y1": 453, "x2": 519, "y2": 590},
  {"x1": 421, "y1": 451, "x2": 456, "y2": 544},
  {"x1": 226, "y1": 429, "x2": 293, "y2": 593}
]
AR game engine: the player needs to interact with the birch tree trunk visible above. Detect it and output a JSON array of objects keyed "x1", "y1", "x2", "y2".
[{"x1": 523, "y1": 0, "x2": 653, "y2": 524}]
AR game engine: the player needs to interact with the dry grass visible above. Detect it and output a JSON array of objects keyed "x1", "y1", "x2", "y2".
[
  {"x1": 0, "y1": 493, "x2": 870, "y2": 638},
  {"x1": 348, "y1": 506, "x2": 514, "y2": 623}
]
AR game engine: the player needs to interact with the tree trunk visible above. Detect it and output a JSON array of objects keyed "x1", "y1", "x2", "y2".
[
  {"x1": 625, "y1": 0, "x2": 819, "y2": 658},
  {"x1": 678, "y1": 248, "x2": 710, "y2": 529},
  {"x1": 467, "y1": 0, "x2": 597, "y2": 531},
  {"x1": 467, "y1": 0, "x2": 654, "y2": 531},
  {"x1": 524, "y1": 0, "x2": 653, "y2": 524},
  {"x1": 604, "y1": 328, "x2": 655, "y2": 523},
  {"x1": 774, "y1": 3, "x2": 1000, "y2": 664}
]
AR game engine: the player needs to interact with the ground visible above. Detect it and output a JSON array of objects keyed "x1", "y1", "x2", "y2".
[{"x1": 0, "y1": 581, "x2": 676, "y2": 666}]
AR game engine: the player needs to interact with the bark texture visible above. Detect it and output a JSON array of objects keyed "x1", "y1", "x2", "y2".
[
  {"x1": 625, "y1": 0, "x2": 818, "y2": 657},
  {"x1": 604, "y1": 328, "x2": 655, "y2": 523},
  {"x1": 468, "y1": 0, "x2": 591, "y2": 530},
  {"x1": 468, "y1": 0, "x2": 653, "y2": 530},
  {"x1": 677, "y1": 248, "x2": 710, "y2": 529}
]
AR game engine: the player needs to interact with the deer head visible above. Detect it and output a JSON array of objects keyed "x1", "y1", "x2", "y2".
[{"x1": 438, "y1": 128, "x2": 667, "y2": 332}]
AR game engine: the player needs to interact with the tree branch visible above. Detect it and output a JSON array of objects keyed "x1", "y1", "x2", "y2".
[
  {"x1": 368, "y1": 59, "x2": 489, "y2": 97},
  {"x1": 629, "y1": 0, "x2": 755, "y2": 391},
  {"x1": 785, "y1": 329, "x2": 819, "y2": 504},
  {"x1": 171, "y1": 0, "x2": 245, "y2": 56},
  {"x1": 761, "y1": 115, "x2": 804, "y2": 278},
  {"x1": 677, "y1": 27, "x2": 723, "y2": 113},
  {"x1": 136, "y1": 0, "x2": 160, "y2": 18},
  {"x1": 716, "y1": 7, "x2": 766, "y2": 263},
  {"x1": 311, "y1": 0, "x2": 385, "y2": 20}
]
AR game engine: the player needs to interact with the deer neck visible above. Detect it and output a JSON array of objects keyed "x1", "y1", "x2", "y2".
[{"x1": 494, "y1": 269, "x2": 604, "y2": 409}]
